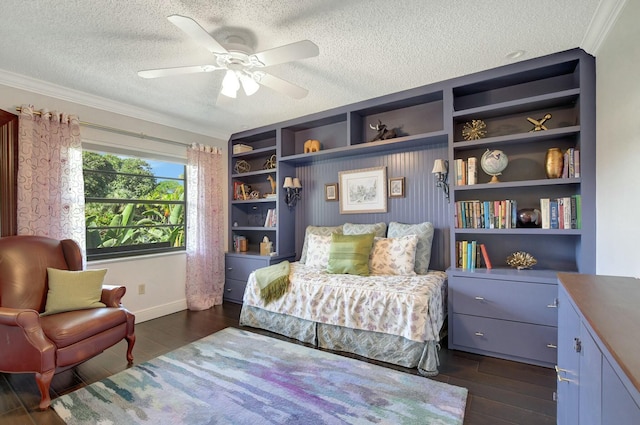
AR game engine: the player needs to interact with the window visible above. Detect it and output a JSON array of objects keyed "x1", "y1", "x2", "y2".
[{"x1": 83, "y1": 151, "x2": 186, "y2": 260}]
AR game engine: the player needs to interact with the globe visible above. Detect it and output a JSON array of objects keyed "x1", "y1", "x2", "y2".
[{"x1": 480, "y1": 149, "x2": 508, "y2": 183}]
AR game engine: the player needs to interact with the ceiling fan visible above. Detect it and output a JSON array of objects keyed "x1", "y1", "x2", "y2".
[{"x1": 138, "y1": 15, "x2": 319, "y2": 99}]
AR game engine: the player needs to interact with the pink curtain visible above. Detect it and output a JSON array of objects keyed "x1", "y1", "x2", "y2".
[
  {"x1": 16, "y1": 105, "x2": 86, "y2": 249},
  {"x1": 185, "y1": 143, "x2": 225, "y2": 310}
]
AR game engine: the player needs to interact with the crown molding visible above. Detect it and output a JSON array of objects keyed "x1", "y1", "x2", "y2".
[
  {"x1": 0, "y1": 69, "x2": 228, "y2": 140},
  {"x1": 581, "y1": 0, "x2": 628, "y2": 55}
]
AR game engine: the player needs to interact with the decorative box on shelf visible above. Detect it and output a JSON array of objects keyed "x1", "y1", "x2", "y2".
[{"x1": 233, "y1": 144, "x2": 253, "y2": 154}]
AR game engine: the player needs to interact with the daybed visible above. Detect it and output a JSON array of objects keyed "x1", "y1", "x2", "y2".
[{"x1": 239, "y1": 222, "x2": 447, "y2": 376}]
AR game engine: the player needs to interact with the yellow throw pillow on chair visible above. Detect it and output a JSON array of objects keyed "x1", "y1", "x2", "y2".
[{"x1": 42, "y1": 268, "x2": 107, "y2": 316}]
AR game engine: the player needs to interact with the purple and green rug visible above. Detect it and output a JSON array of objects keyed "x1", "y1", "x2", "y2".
[{"x1": 52, "y1": 327, "x2": 467, "y2": 424}]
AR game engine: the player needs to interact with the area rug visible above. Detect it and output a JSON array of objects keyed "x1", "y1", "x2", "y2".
[{"x1": 52, "y1": 327, "x2": 467, "y2": 424}]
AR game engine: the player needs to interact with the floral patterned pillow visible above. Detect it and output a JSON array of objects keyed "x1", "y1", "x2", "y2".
[
  {"x1": 299, "y1": 225, "x2": 343, "y2": 264},
  {"x1": 387, "y1": 221, "x2": 434, "y2": 274},
  {"x1": 368, "y1": 234, "x2": 418, "y2": 275},
  {"x1": 343, "y1": 222, "x2": 387, "y2": 238},
  {"x1": 304, "y1": 233, "x2": 333, "y2": 269}
]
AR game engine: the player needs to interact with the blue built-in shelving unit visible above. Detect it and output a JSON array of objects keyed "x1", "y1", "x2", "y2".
[{"x1": 228, "y1": 47, "x2": 596, "y2": 368}]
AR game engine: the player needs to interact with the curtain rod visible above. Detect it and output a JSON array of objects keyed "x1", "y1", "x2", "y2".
[{"x1": 15, "y1": 106, "x2": 189, "y2": 148}]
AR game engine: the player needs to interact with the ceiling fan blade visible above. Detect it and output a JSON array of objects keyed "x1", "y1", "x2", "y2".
[
  {"x1": 251, "y1": 40, "x2": 319, "y2": 67},
  {"x1": 167, "y1": 14, "x2": 228, "y2": 54},
  {"x1": 138, "y1": 65, "x2": 220, "y2": 79},
  {"x1": 258, "y1": 73, "x2": 309, "y2": 99}
]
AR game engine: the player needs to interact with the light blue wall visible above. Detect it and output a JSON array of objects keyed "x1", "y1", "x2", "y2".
[{"x1": 293, "y1": 142, "x2": 451, "y2": 271}]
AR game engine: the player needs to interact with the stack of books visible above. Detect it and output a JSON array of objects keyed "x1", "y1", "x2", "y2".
[
  {"x1": 263, "y1": 209, "x2": 277, "y2": 227},
  {"x1": 455, "y1": 240, "x2": 492, "y2": 269},
  {"x1": 453, "y1": 157, "x2": 478, "y2": 186},
  {"x1": 455, "y1": 199, "x2": 518, "y2": 229},
  {"x1": 561, "y1": 148, "x2": 580, "y2": 178},
  {"x1": 540, "y1": 195, "x2": 581, "y2": 229}
]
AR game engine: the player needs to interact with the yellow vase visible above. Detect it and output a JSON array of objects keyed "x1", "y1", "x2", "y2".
[{"x1": 545, "y1": 148, "x2": 564, "y2": 179}]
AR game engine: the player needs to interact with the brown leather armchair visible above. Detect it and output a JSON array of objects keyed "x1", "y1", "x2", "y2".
[{"x1": 0, "y1": 235, "x2": 135, "y2": 409}]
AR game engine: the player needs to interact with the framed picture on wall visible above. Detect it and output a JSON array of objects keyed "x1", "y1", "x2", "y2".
[
  {"x1": 339, "y1": 166, "x2": 387, "y2": 214},
  {"x1": 388, "y1": 177, "x2": 405, "y2": 198},
  {"x1": 325, "y1": 183, "x2": 338, "y2": 201}
]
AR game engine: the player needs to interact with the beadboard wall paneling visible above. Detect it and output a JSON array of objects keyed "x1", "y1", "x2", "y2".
[{"x1": 293, "y1": 142, "x2": 450, "y2": 271}]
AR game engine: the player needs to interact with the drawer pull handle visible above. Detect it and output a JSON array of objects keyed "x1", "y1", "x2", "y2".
[
  {"x1": 474, "y1": 296, "x2": 485, "y2": 301},
  {"x1": 227, "y1": 267, "x2": 233, "y2": 271},
  {"x1": 474, "y1": 332, "x2": 484, "y2": 337},
  {"x1": 555, "y1": 366, "x2": 574, "y2": 382},
  {"x1": 226, "y1": 288, "x2": 232, "y2": 292},
  {"x1": 547, "y1": 299, "x2": 558, "y2": 308},
  {"x1": 547, "y1": 343, "x2": 557, "y2": 349}
]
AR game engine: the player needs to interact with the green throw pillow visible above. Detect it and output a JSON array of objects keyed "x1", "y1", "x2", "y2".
[
  {"x1": 327, "y1": 233, "x2": 375, "y2": 276},
  {"x1": 42, "y1": 268, "x2": 107, "y2": 316}
]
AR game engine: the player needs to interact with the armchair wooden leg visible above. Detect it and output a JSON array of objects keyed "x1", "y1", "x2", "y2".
[
  {"x1": 126, "y1": 334, "x2": 136, "y2": 364},
  {"x1": 36, "y1": 369, "x2": 55, "y2": 410}
]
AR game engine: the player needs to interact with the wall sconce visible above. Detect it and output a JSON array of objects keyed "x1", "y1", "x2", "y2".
[
  {"x1": 283, "y1": 177, "x2": 302, "y2": 208},
  {"x1": 432, "y1": 159, "x2": 449, "y2": 201}
]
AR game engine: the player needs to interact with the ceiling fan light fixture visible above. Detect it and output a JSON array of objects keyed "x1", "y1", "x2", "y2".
[
  {"x1": 142, "y1": 15, "x2": 319, "y2": 99},
  {"x1": 248, "y1": 55, "x2": 265, "y2": 68},
  {"x1": 239, "y1": 72, "x2": 260, "y2": 96},
  {"x1": 221, "y1": 70, "x2": 240, "y2": 98}
]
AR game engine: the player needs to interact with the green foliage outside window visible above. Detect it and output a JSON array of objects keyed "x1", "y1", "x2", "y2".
[{"x1": 83, "y1": 151, "x2": 186, "y2": 259}]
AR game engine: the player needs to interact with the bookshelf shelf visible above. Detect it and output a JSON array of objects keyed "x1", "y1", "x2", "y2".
[
  {"x1": 231, "y1": 169, "x2": 276, "y2": 179},
  {"x1": 280, "y1": 131, "x2": 448, "y2": 165},
  {"x1": 454, "y1": 228, "x2": 582, "y2": 235},
  {"x1": 231, "y1": 198, "x2": 276, "y2": 204},
  {"x1": 452, "y1": 88, "x2": 580, "y2": 120},
  {"x1": 231, "y1": 146, "x2": 276, "y2": 159},
  {"x1": 454, "y1": 177, "x2": 580, "y2": 191},
  {"x1": 452, "y1": 126, "x2": 581, "y2": 149},
  {"x1": 231, "y1": 226, "x2": 276, "y2": 232}
]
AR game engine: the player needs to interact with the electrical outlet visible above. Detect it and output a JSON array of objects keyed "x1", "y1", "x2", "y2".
[{"x1": 138, "y1": 284, "x2": 145, "y2": 295}]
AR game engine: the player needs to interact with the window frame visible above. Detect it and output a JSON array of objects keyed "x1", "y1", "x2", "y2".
[{"x1": 83, "y1": 151, "x2": 187, "y2": 261}]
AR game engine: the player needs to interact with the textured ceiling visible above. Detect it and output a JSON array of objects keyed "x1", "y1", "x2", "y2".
[{"x1": 0, "y1": 1, "x2": 611, "y2": 141}]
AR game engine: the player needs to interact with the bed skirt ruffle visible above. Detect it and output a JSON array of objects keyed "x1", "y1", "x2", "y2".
[{"x1": 239, "y1": 305, "x2": 441, "y2": 376}]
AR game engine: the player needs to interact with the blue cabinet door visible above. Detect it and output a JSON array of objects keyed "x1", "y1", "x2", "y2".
[
  {"x1": 602, "y1": 359, "x2": 640, "y2": 424},
  {"x1": 579, "y1": 324, "x2": 602, "y2": 425},
  {"x1": 557, "y1": 287, "x2": 580, "y2": 424}
]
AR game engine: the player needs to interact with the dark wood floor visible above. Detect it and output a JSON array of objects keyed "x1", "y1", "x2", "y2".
[{"x1": 0, "y1": 303, "x2": 556, "y2": 424}]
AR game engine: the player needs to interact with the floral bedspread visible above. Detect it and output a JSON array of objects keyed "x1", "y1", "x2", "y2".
[{"x1": 242, "y1": 262, "x2": 447, "y2": 342}]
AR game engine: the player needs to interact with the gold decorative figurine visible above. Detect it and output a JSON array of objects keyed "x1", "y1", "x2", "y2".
[
  {"x1": 233, "y1": 159, "x2": 251, "y2": 174},
  {"x1": 263, "y1": 154, "x2": 277, "y2": 170},
  {"x1": 266, "y1": 175, "x2": 276, "y2": 196},
  {"x1": 506, "y1": 251, "x2": 538, "y2": 270},
  {"x1": 462, "y1": 120, "x2": 487, "y2": 140},
  {"x1": 527, "y1": 113, "x2": 552, "y2": 131}
]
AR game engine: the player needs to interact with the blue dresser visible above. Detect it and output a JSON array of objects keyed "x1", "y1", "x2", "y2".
[{"x1": 448, "y1": 268, "x2": 559, "y2": 367}]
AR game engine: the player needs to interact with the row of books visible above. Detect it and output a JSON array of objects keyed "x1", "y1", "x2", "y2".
[
  {"x1": 562, "y1": 148, "x2": 580, "y2": 178},
  {"x1": 456, "y1": 240, "x2": 492, "y2": 270},
  {"x1": 455, "y1": 199, "x2": 518, "y2": 229},
  {"x1": 454, "y1": 157, "x2": 477, "y2": 186},
  {"x1": 540, "y1": 195, "x2": 581, "y2": 229},
  {"x1": 263, "y1": 209, "x2": 277, "y2": 227}
]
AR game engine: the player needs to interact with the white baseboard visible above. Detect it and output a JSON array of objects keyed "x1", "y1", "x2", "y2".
[{"x1": 132, "y1": 299, "x2": 187, "y2": 323}]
